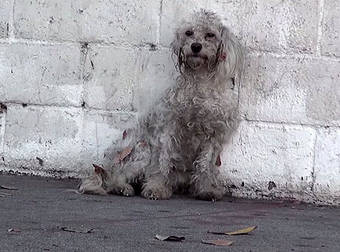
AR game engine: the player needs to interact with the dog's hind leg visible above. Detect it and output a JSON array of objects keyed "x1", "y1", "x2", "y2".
[
  {"x1": 109, "y1": 140, "x2": 151, "y2": 196},
  {"x1": 79, "y1": 135, "x2": 151, "y2": 197}
]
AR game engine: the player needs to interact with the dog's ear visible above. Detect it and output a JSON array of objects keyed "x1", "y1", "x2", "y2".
[
  {"x1": 216, "y1": 26, "x2": 244, "y2": 80},
  {"x1": 170, "y1": 30, "x2": 184, "y2": 73},
  {"x1": 93, "y1": 164, "x2": 108, "y2": 180},
  {"x1": 78, "y1": 165, "x2": 109, "y2": 195}
]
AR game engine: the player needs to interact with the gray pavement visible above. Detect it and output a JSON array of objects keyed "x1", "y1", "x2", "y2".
[{"x1": 0, "y1": 174, "x2": 339, "y2": 252}]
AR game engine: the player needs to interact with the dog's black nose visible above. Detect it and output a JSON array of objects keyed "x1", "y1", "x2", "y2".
[{"x1": 191, "y1": 43, "x2": 202, "y2": 53}]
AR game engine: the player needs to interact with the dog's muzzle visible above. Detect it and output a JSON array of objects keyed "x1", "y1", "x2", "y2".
[{"x1": 191, "y1": 43, "x2": 202, "y2": 53}]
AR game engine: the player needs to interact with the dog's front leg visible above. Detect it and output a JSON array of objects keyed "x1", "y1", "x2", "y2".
[
  {"x1": 141, "y1": 172, "x2": 173, "y2": 200},
  {"x1": 191, "y1": 140, "x2": 225, "y2": 201},
  {"x1": 141, "y1": 134, "x2": 176, "y2": 200}
]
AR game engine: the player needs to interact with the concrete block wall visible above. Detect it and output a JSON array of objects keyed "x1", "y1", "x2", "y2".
[{"x1": 0, "y1": 0, "x2": 339, "y2": 205}]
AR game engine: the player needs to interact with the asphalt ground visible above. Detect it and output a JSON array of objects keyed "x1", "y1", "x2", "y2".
[{"x1": 0, "y1": 174, "x2": 339, "y2": 252}]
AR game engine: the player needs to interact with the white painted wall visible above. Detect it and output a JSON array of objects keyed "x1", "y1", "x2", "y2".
[{"x1": 0, "y1": 0, "x2": 339, "y2": 205}]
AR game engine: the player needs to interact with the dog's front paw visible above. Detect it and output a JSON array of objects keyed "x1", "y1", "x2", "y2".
[
  {"x1": 141, "y1": 184, "x2": 172, "y2": 200},
  {"x1": 111, "y1": 183, "x2": 135, "y2": 197},
  {"x1": 191, "y1": 176, "x2": 225, "y2": 201},
  {"x1": 196, "y1": 190, "x2": 223, "y2": 201},
  {"x1": 120, "y1": 184, "x2": 135, "y2": 197}
]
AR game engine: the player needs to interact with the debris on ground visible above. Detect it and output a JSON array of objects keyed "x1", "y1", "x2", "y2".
[
  {"x1": 7, "y1": 228, "x2": 21, "y2": 233},
  {"x1": 201, "y1": 239, "x2": 233, "y2": 246},
  {"x1": 155, "y1": 234, "x2": 185, "y2": 242},
  {"x1": 59, "y1": 226, "x2": 94, "y2": 234},
  {"x1": 0, "y1": 185, "x2": 18, "y2": 190},
  {"x1": 0, "y1": 192, "x2": 12, "y2": 197},
  {"x1": 208, "y1": 226, "x2": 257, "y2": 235}
]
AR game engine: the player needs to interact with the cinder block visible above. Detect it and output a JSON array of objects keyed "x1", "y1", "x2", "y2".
[
  {"x1": 0, "y1": 0, "x2": 11, "y2": 38},
  {"x1": 314, "y1": 128, "x2": 340, "y2": 202},
  {"x1": 161, "y1": 0, "x2": 319, "y2": 52},
  {"x1": 160, "y1": 0, "x2": 209, "y2": 46},
  {"x1": 133, "y1": 49, "x2": 178, "y2": 113},
  {"x1": 0, "y1": 43, "x2": 82, "y2": 106},
  {"x1": 14, "y1": 0, "x2": 160, "y2": 44},
  {"x1": 240, "y1": 54, "x2": 340, "y2": 126},
  {"x1": 81, "y1": 110, "x2": 137, "y2": 171},
  {"x1": 209, "y1": 0, "x2": 319, "y2": 53},
  {"x1": 2, "y1": 105, "x2": 83, "y2": 176},
  {"x1": 322, "y1": 0, "x2": 340, "y2": 56},
  {"x1": 82, "y1": 45, "x2": 138, "y2": 111},
  {"x1": 0, "y1": 106, "x2": 5, "y2": 155},
  {"x1": 221, "y1": 121, "x2": 316, "y2": 197}
]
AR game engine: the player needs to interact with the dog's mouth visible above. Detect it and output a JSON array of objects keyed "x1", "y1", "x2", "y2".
[
  {"x1": 185, "y1": 54, "x2": 208, "y2": 70},
  {"x1": 188, "y1": 53, "x2": 207, "y2": 59}
]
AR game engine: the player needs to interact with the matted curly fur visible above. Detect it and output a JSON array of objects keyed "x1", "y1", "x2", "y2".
[{"x1": 78, "y1": 10, "x2": 244, "y2": 201}]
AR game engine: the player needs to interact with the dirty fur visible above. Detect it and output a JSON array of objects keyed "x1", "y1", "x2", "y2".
[{"x1": 79, "y1": 10, "x2": 244, "y2": 201}]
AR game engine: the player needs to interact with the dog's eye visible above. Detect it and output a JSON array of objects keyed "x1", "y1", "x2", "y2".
[
  {"x1": 206, "y1": 32, "x2": 216, "y2": 38},
  {"x1": 185, "y1": 30, "x2": 194, "y2": 36}
]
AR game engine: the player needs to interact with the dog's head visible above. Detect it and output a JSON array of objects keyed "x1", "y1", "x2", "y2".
[{"x1": 171, "y1": 10, "x2": 243, "y2": 79}]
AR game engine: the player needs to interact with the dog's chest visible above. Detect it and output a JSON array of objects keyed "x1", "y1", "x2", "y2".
[
  {"x1": 171, "y1": 86, "x2": 234, "y2": 137},
  {"x1": 174, "y1": 87, "x2": 230, "y2": 120}
]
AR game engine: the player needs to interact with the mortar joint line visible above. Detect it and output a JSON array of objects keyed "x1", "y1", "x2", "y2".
[
  {"x1": 0, "y1": 101, "x2": 139, "y2": 118},
  {"x1": 245, "y1": 118, "x2": 339, "y2": 130}
]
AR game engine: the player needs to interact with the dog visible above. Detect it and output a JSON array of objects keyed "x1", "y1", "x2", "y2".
[{"x1": 78, "y1": 10, "x2": 244, "y2": 201}]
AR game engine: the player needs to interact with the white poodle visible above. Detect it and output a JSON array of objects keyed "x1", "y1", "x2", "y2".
[{"x1": 79, "y1": 10, "x2": 244, "y2": 201}]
